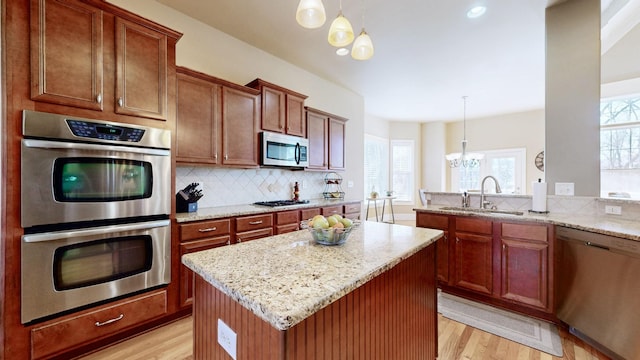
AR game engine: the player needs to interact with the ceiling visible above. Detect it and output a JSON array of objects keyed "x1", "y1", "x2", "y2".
[{"x1": 156, "y1": 0, "x2": 640, "y2": 122}]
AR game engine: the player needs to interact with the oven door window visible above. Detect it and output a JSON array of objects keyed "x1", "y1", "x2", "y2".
[
  {"x1": 53, "y1": 158, "x2": 152, "y2": 202},
  {"x1": 53, "y1": 235, "x2": 153, "y2": 290}
]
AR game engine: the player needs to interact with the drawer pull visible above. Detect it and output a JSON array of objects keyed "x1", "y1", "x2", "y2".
[
  {"x1": 95, "y1": 314, "x2": 124, "y2": 327},
  {"x1": 198, "y1": 227, "x2": 217, "y2": 233},
  {"x1": 249, "y1": 220, "x2": 263, "y2": 225}
]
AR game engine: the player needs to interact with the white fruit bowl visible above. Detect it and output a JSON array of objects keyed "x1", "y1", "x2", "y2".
[{"x1": 300, "y1": 220, "x2": 358, "y2": 246}]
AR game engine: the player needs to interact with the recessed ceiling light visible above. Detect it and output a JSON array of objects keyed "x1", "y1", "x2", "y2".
[
  {"x1": 336, "y1": 48, "x2": 349, "y2": 56},
  {"x1": 467, "y1": 5, "x2": 487, "y2": 18}
]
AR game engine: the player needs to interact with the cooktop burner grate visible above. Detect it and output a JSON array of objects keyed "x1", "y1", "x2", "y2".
[{"x1": 253, "y1": 200, "x2": 310, "y2": 207}]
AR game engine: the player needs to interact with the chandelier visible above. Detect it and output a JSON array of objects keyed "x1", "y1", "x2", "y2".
[
  {"x1": 445, "y1": 96, "x2": 484, "y2": 167},
  {"x1": 296, "y1": 0, "x2": 374, "y2": 60}
]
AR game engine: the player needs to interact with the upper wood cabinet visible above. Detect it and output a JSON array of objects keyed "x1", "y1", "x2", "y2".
[
  {"x1": 306, "y1": 107, "x2": 348, "y2": 171},
  {"x1": 246, "y1": 78, "x2": 308, "y2": 137},
  {"x1": 176, "y1": 68, "x2": 221, "y2": 164},
  {"x1": 176, "y1": 67, "x2": 260, "y2": 167},
  {"x1": 30, "y1": 0, "x2": 180, "y2": 121}
]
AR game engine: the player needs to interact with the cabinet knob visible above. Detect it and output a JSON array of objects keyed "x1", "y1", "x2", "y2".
[
  {"x1": 502, "y1": 244, "x2": 506, "y2": 251},
  {"x1": 214, "y1": 153, "x2": 218, "y2": 160},
  {"x1": 96, "y1": 94, "x2": 102, "y2": 104},
  {"x1": 224, "y1": 154, "x2": 228, "y2": 160},
  {"x1": 117, "y1": 97, "x2": 123, "y2": 107},
  {"x1": 456, "y1": 237, "x2": 459, "y2": 243}
]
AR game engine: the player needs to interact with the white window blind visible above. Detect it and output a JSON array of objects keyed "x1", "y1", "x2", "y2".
[
  {"x1": 364, "y1": 134, "x2": 389, "y2": 199},
  {"x1": 391, "y1": 140, "x2": 415, "y2": 203}
]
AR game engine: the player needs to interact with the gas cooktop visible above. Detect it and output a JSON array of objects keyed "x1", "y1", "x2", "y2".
[{"x1": 253, "y1": 200, "x2": 310, "y2": 207}]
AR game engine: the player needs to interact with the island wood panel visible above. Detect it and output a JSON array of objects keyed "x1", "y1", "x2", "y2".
[{"x1": 192, "y1": 244, "x2": 437, "y2": 359}]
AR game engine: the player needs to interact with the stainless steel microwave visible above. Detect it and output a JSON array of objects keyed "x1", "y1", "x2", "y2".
[{"x1": 260, "y1": 131, "x2": 309, "y2": 168}]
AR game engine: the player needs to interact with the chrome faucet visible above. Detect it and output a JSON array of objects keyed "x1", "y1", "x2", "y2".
[{"x1": 480, "y1": 175, "x2": 502, "y2": 209}]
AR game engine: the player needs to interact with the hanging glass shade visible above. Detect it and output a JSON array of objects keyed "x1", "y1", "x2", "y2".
[
  {"x1": 296, "y1": 0, "x2": 326, "y2": 29},
  {"x1": 328, "y1": 11, "x2": 354, "y2": 47},
  {"x1": 351, "y1": 29, "x2": 374, "y2": 60}
]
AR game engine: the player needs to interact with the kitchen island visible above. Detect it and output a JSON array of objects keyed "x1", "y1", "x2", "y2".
[{"x1": 182, "y1": 221, "x2": 442, "y2": 359}]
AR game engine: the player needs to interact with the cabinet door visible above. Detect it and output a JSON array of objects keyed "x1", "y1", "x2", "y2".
[
  {"x1": 416, "y1": 213, "x2": 451, "y2": 283},
  {"x1": 176, "y1": 72, "x2": 220, "y2": 164},
  {"x1": 30, "y1": 0, "x2": 104, "y2": 110},
  {"x1": 306, "y1": 110, "x2": 328, "y2": 170},
  {"x1": 236, "y1": 228, "x2": 273, "y2": 243},
  {"x1": 261, "y1": 86, "x2": 286, "y2": 133},
  {"x1": 499, "y1": 222, "x2": 550, "y2": 310},
  {"x1": 300, "y1": 207, "x2": 321, "y2": 221},
  {"x1": 321, "y1": 205, "x2": 343, "y2": 217},
  {"x1": 286, "y1": 94, "x2": 306, "y2": 137},
  {"x1": 115, "y1": 18, "x2": 167, "y2": 120},
  {"x1": 221, "y1": 87, "x2": 260, "y2": 167},
  {"x1": 328, "y1": 118, "x2": 346, "y2": 170},
  {"x1": 453, "y1": 217, "x2": 493, "y2": 295},
  {"x1": 179, "y1": 236, "x2": 230, "y2": 307}
]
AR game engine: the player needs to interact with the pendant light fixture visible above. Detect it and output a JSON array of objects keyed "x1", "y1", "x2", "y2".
[
  {"x1": 445, "y1": 96, "x2": 484, "y2": 167},
  {"x1": 328, "y1": 0, "x2": 354, "y2": 47},
  {"x1": 296, "y1": 0, "x2": 326, "y2": 29},
  {"x1": 351, "y1": 0, "x2": 374, "y2": 60}
]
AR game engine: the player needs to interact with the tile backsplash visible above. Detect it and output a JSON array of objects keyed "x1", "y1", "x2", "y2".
[{"x1": 176, "y1": 167, "x2": 330, "y2": 208}]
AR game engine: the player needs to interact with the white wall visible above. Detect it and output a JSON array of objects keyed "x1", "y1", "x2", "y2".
[
  {"x1": 107, "y1": 0, "x2": 365, "y2": 202},
  {"x1": 421, "y1": 122, "x2": 447, "y2": 192}
]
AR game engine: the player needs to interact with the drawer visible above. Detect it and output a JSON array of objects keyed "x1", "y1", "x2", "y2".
[
  {"x1": 276, "y1": 210, "x2": 300, "y2": 225},
  {"x1": 343, "y1": 202, "x2": 361, "y2": 214},
  {"x1": 321, "y1": 206, "x2": 342, "y2": 216},
  {"x1": 180, "y1": 219, "x2": 231, "y2": 242},
  {"x1": 275, "y1": 223, "x2": 299, "y2": 234},
  {"x1": 236, "y1": 213, "x2": 273, "y2": 232},
  {"x1": 236, "y1": 227, "x2": 273, "y2": 243},
  {"x1": 417, "y1": 213, "x2": 449, "y2": 230},
  {"x1": 300, "y1": 207, "x2": 321, "y2": 221},
  {"x1": 455, "y1": 217, "x2": 492, "y2": 235},
  {"x1": 31, "y1": 290, "x2": 167, "y2": 359},
  {"x1": 501, "y1": 222, "x2": 548, "y2": 242}
]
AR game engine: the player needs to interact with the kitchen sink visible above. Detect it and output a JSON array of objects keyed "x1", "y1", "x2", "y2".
[{"x1": 439, "y1": 206, "x2": 524, "y2": 216}]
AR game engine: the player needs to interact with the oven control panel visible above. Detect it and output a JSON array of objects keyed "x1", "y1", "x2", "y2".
[{"x1": 67, "y1": 119, "x2": 145, "y2": 142}]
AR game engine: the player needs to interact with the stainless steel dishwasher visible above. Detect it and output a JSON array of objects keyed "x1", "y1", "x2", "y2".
[{"x1": 556, "y1": 226, "x2": 640, "y2": 360}]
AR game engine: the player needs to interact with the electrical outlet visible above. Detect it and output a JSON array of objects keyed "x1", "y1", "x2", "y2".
[
  {"x1": 554, "y1": 182, "x2": 574, "y2": 196},
  {"x1": 605, "y1": 205, "x2": 622, "y2": 215},
  {"x1": 348, "y1": 181, "x2": 354, "y2": 188},
  {"x1": 217, "y1": 319, "x2": 237, "y2": 360}
]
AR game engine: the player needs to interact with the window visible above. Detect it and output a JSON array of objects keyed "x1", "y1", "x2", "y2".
[
  {"x1": 391, "y1": 140, "x2": 415, "y2": 203},
  {"x1": 600, "y1": 96, "x2": 640, "y2": 198},
  {"x1": 364, "y1": 134, "x2": 389, "y2": 199},
  {"x1": 451, "y1": 148, "x2": 526, "y2": 194}
]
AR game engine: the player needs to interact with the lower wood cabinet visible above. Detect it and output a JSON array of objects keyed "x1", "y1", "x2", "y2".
[
  {"x1": 321, "y1": 205, "x2": 342, "y2": 217},
  {"x1": 416, "y1": 212, "x2": 554, "y2": 315},
  {"x1": 275, "y1": 210, "x2": 300, "y2": 234},
  {"x1": 343, "y1": 201, "x2": 362, "y2": 220},
  {"x1": 453, "y1": 217, "x2": 493, "y2": 295},
  {"x1": 300, "y1": 207, "x2": 321, "y2": 221},
  {"x1": 235, "y1": 214, "x2": 273, "y2": 243},
  {"x1": 31, "y1": 290, "x2": 167, "y2": 359}
]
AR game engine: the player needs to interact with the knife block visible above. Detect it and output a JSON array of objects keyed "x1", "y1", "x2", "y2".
[{"x1": 176, "y1": 194, "x2": 198, "y2": 213}]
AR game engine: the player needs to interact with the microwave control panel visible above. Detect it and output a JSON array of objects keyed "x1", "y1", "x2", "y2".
[{"x1": 66, "y1": 119, "x2": 145, "y2": 142}]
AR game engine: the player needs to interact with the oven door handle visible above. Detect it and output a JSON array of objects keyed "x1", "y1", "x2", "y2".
[
  {"x1": 22, "y1": 139, "x2": 170, "y2": 157},
  {"x1": 22, "y1": 219, "x2": 170, "y2": 243}
]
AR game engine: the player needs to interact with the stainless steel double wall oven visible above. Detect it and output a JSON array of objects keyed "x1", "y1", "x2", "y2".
[{"x1": 20, "y1": 110, "x2": 172, "y2": 324}]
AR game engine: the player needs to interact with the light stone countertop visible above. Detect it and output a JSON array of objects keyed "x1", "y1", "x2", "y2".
[
  {"x1": 414, "y1": 204, "x2": 640, "y2": 242},
  {"x1": 175, "y1": 198, "x2": 360, "y2": 223},
  {"x1": 181, "y1": 221, "x2": 443, "y2": 331}
]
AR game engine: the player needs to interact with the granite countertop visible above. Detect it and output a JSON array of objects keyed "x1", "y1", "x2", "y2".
[
  {"x1": 175, "y1": 198, "x2": 361, "y2": 223},
  {"x1": 181, "y1": 221, "x2": 443, "y2": 330},
  {"x1": 414, "y1": 204, "x2": 640, "y2": 242}
]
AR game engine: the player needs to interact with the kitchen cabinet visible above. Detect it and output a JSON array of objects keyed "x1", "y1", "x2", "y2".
[
  {"x1": 175, "y1": 67, "x2": 260, "y2": 167},
  {"x1": 246, "y1": 78, "x2": 308, "y2": 137},
  {"x1": 178, "y1": 219, "x2": 231, "y2": 307},
  {"x1": 176, "y1": 69, "x2": 220, "y2": 164},
  {"x1": 305, "y1": 107, "x2": 348, "y2": 171},
  {"x1": 30, "y1": 290, "x2": 167, "y2": 359},
  {"x1": 235, "y1": 214, "x2": 274, "y2": 242},
  {"x1": 321, "y1": 205, "x2": 343, "y2": 217},
  {"x1": 452, "y1": 217, "x2": 493, "y2": 295},
  {"x1": 300, "y1": 207, "x2": 321, "y2": 221},
  {"x1": 30, "y1": 0, "x2": 179, "y2": 121},
  {"x1": 275, "y1": 210, "x2": 300, "y2": 234},
  {"x1": 498, "y1": 222, "x2": 552, "y2": 311},
  {"x1": 343, "y1": 202, "x2": 362, "y2": 220},
  {"x1": 416, "y1": 212, "x2": 450, "y2": 283}
]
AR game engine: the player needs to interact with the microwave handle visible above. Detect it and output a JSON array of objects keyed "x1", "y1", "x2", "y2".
[
  {"x1": 295, "y1": 143, "x2": 300, "y2": 165},
  {"x1": 22, "y1": 139, "x2": 170, "y2": 157},
  {"x1": 22, "y1": 219, "x2": 170, "y2": 243}
]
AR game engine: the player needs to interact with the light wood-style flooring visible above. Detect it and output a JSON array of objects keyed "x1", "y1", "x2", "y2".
[{"x1": 78, "y1": 314, "x2": 610, "y2": 360}]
